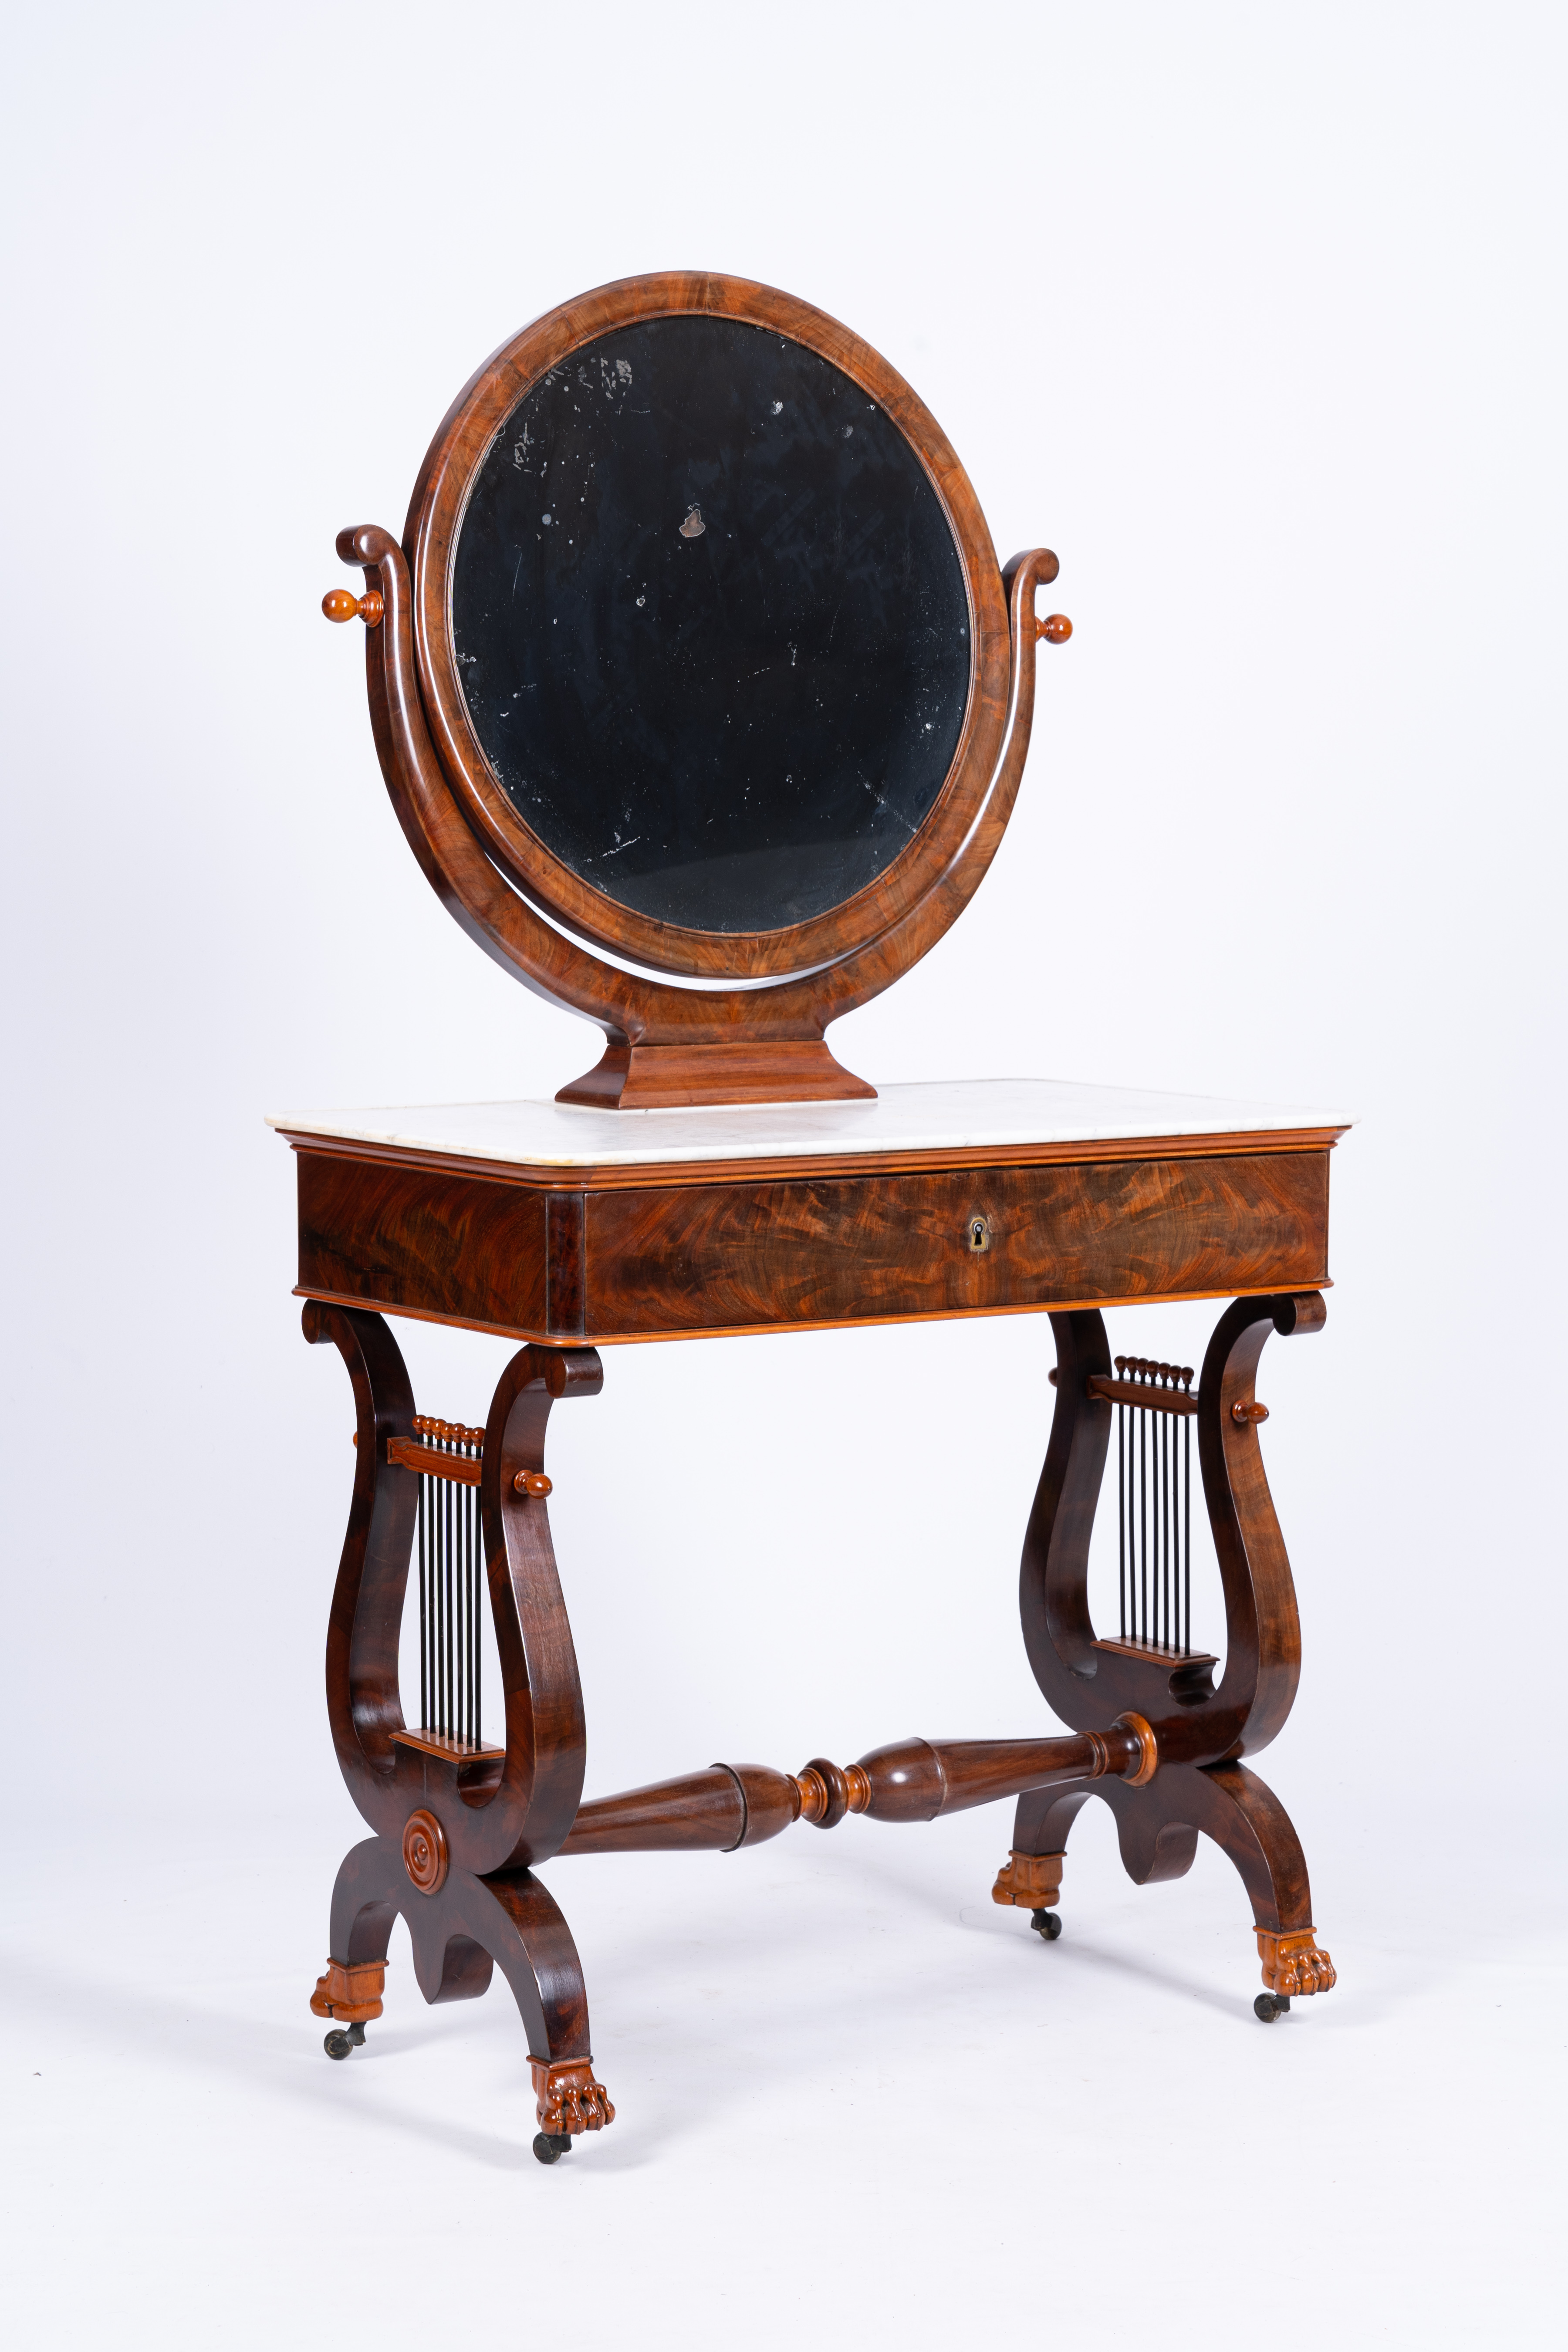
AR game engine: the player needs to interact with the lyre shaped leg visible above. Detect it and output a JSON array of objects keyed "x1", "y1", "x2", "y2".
[
  {"x1": 1002, "y1": 1294, "x2": 1337, "y2": 2006},
  {"x1": 303, "y1": 1308, "x2": 615, "y2": 2136}
]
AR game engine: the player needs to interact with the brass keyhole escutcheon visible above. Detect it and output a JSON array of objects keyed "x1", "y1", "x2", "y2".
[{"x1": 967, "y1": 1214, "x2": 992, "y2": 1254}]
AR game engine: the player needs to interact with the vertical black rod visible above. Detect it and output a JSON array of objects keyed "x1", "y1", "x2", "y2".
[
  {"x1": 446, "y1": 1461, "x2": 455, "y2": 1744},
  {"x1": 1148, "y1": 1396, "x2": 1156, "y2": 1647},
  {"x1": 417, "y1": 1473, "x2": 427, "y2": 1732},
  {"x1": 1174, "y1": 1409, "x2": 1182, "y2": 1655},
  {"x1": 1157, "y1": 1401, "x2": 1163, "y2": 1647},
  {"x1": 1117, "y1": 1401, "x2": 1126, "y2": 1641},
  {"x1": 1183, "y1": 1413, "x2": 1192, "y2": 1657},
  {"x1": 1149, "y1": 1397, "x2": 1157, "y2": 1646},
  {"x1": 453, "y1": 1473, "x2": 459, "y2": 1747},
  {"x1": 460, "y1": 1465, "x2": 470, "y2": 1746},
  {"x1": 445, "y1": 1463, "x2": 454, "y2": 1737},
  {"x1": 474, "y1": 1467, "x2": 482, "y2": 1745},
  {"x1": 472, "y1": 1468, "x2": 481, "y2": 1746},
  {"x1": 473, "y1": 1468, "x2": 480, "y2": 1746},
  {"x1": 474, "y1": 1470, "x2": 483, "y2": 1745},
  {"x1": 1153, "y1": 1403, "x2": 1160, "y2": 1647},
  {"x1": 445, "y1": 1464, "x2": 453, "y2": 1737},
  {"x1": 453, "y1": 1469, "x2": 461, "y2": 1747},
  {"x1": 1142, "y1": 1402, "x2": 1152, "y2": 1646},
  {"x1": 435, "y1": 1462, "x2": 443, "y2": 1737},
  {"x1": 466, "y1": 1473, "x2": 474, "y2": 1747},
  {"x1": 1155, "y1": 1404, "x2": 1162, "y2": 1646},
  {"x1": 1162, "y1": 1405, "x2": 1170, "y2": 1648}
]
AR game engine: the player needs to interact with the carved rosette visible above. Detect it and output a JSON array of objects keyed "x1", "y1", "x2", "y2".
[
  {"x1": 530, "y1": 2055, "x2": 615, "y2": 2136},
  {"x1": 402, "y1": 1808, "x2": 449, "y2": 1895},
  {"x1": 1256, "y1": 1927, "x2": 1336, "y2": 1997},
  {"x1": 309, "y1": 1958, "x2": 386, "y2": 2023},
  {"x1": 991, "y1": 1850, "x2": 1065, "y2": 1909}
]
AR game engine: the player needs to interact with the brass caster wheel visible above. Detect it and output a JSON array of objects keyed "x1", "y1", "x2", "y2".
[
  {"x1": 532, "y1": 2132, "x2": 574, "y2": 2165},
  {"x1": 1030, "y1": 1908, "x2": 1063, "y2": 1940},
  {"x1": 1254, "y1": 1993, "x2": 1292, "y2": 2023},
  {"x1": 323, "y1": 2021, "x2": 367, "y2": 2059}
]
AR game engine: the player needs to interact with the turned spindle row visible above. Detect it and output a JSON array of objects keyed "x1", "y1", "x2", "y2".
[
  {"x1": 385, "y1": 1418, "x2": 552, "y2": 1497},
  {"x1": 412, "y1": 1414, "x2": 486, "y2": 1449}
]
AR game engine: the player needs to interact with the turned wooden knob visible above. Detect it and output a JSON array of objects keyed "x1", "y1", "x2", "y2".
[
  {"x1": 1036, "y1": 613, "x2": 1072, "y2": 644},
  {"x1": 1231, "y1": 1401, "x2": 1270, "y2": 1426},
  {"x1": 513, "y1": 1470, "x2": 553, "y2": 1498},
  {"x1": 322, "y1": 587, "x2": 385, "y2": 626}
]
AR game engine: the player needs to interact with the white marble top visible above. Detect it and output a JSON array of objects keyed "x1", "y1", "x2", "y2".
[{"x1": 267, "y1": 1077, "x2": 1354, "y2": 1170}]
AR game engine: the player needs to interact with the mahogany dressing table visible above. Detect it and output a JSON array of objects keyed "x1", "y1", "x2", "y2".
[{"x1": 284, "y1": 273, "x2": 1347, "y2": 2162}]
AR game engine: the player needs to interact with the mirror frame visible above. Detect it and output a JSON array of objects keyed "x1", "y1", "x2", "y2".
[
  {"x1": 406, "y1": 271, "x2": 1011, "y2": 982},
  {"x1": 332, "y1": 271, "x2": 1063, "y2": 1106}
]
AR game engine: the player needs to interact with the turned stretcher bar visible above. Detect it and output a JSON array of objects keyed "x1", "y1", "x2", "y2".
[{"x1": 555, "y1": 1720, "x2": 1158, "y2": 1856}]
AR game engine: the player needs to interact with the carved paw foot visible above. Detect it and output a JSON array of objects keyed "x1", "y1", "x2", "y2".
[
  {"x1": 1256, "y1": 1927, "x2": 1336, "y2": 1999},
  {"x1": 531, "y1": 2055, "x2": 615, "y2": 2136},
  {"x1": 309, "y1": 1958, "x2": 385, "y2": 2024},
  {"x1": 992, "y1": 1850, "x2": 1065, "y2": 1910}
]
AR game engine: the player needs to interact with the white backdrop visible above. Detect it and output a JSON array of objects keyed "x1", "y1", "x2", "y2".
[{"x1": 3, "y1": 5, "x2": 1563, "y2": 2346}]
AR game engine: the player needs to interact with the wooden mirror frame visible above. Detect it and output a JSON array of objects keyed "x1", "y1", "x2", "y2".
[{"x1": 332, "y1": 271, "x2": 1066, "y2": 1108}]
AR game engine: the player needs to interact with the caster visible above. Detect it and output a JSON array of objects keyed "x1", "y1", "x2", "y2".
[
  {"x1": 532, "y1": 2132, "x2": 574, "y2": 2165},
  {"x1": 1030, "y1": 1909, "x2": 1063, "y2": 1940},
  {"x1": 323, "y1": 2021, "x2": 367, "y2": 2060},
  {"x1": 1254, "y1": 1993, "x2": 1292, "y2": 2023}
]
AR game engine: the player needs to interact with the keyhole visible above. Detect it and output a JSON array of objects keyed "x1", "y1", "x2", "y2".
[{"x1": 967, "y1": 1215, "x2": 992, "y2": 1254}]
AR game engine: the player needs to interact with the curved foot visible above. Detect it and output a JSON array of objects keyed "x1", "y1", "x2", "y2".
[
  {"x1": 532, "y1": 2132, "x2": 575, "y2": 2165},
  {"x1": 1030, "y1": 1908, "x2": 1063, "y2": 1940},
  {"x1": 531, "y1": 2055, "x2": 614, "y2": 2138},
  {"x1": 1257, "y1": 1926, "x2": 1335, "y2": 2000},
  {"x1": 310, "y1": 1957, "x2": 385, "y2": 2027},
  {"x1": 993, "y1": 1850, "x2": 1065, "y2": 1912}
]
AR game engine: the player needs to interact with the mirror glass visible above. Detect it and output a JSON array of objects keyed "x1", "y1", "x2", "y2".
[{"x1": 452, "y1": 314, "x2": 971, "y2": 936}]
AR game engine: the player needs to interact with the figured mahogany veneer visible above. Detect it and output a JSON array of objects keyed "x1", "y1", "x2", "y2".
[{"x1": 289, "y1": 1140, "x2": 1331, "y2": 1345}]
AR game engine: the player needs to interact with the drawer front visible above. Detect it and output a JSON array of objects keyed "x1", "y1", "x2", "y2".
[{"x1": 583, "y1": 1152, "x2": 1330, "y2": 1336}]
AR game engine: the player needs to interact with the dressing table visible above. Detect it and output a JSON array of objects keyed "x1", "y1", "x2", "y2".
[{"x1": 284, "y1": 271, "x2": 1346, "y2": 2161}]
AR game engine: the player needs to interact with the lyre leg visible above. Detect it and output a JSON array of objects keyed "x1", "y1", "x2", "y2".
[
  {"x1": 302, "y1": 1313, "x2": 612, "y2": 2150},
  {"x1": 1001, "y1": 1296, "x2": 1336, "y2": 2014},
  {"x1": 313, "y1": 1835, "x2": 613, "y2": 2153}
]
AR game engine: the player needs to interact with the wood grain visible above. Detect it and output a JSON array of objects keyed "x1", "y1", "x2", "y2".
[
  {"x1": 299, "y1": 1154, "x2": 547, "y2": 1335},
  {"x1": 556, "y1": 1037, "x2": 878, "y2": 1110},
  {"x1": 296, "y1": 1148, "x2": 1329, "y2": 1343}
]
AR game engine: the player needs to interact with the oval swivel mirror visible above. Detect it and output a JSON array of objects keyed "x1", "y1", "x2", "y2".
[{"x1": 327, "y1": 273, "x2": 1070, "y2": 1107}]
